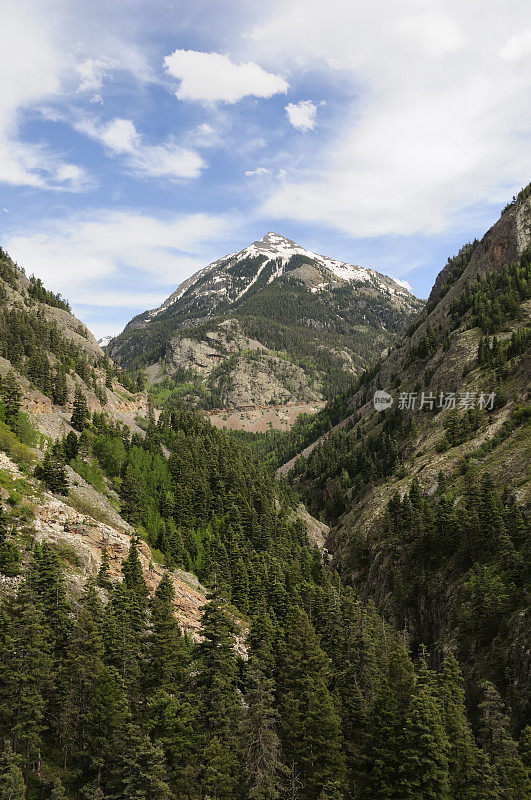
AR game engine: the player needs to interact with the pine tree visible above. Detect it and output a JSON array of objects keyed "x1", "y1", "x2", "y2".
[
  {"x1": 242, "y1": 661, "x2": 286, "y2": 800},
  {"x1": 362, "y1": 679, "x2": 402, "y2": 799},
  {"x1": 71, "y1": 386, "x2": 89, "y2": 430},
  {"x1": 55, "y1": 605, "x2": 105, "y2": 779},
  {"x1": 398, "y1": 664, "x2": 450, "y2": 800},
  {"x1": 478, "y1": 681, "x2": 530, "y2": 799},
  {"x1": 280, "y1": 608, "x2": 345, "y2": 800},
  {"x1": 231, "y1": 557, "x2": 249, "y2": 613},
  {"x1": 193, "y1": 593, "x2": 242, "y2": 799},
  {"x1": 63, "y1": 430, "x2": 79, "y2": 462},
  {"x1": 439, "y1": 654, "x2": 500, "y2": 800},
  {"x1": 0, "y1": 370, "x2": 21, "y2": 429},
  {"x1": 0, "y1": 506, "x2": 20, "y2": 576},
  {"x1": 147, "y1": 573, "x2": 189, "y2": 693},
  {"x1": 122, "y1": 533, "x2": 149, "y2": 605},
  {"x1": 35, "y1": 449, "x2": 69, "y2": 494},
  {"x1": 52, "y1": 365, "x2": 68, "y2": 405},
  {"x1": 0, "y1": 586, "x2": 53, "y2": 785},
  {"x1": 106, "y1": 722, "x2": 172, "y2": 800},
  {"x1": 0, "y1": 742, "x2": 25, "y2": 800},
  {"x1": 28, "y1": 542, "x2": 70, "y2": 649},
  {"x1": 97, "y1": 545, "x2": 112, "y2": 589}
]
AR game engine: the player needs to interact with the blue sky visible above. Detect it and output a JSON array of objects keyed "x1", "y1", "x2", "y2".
[{"x1": 1, "y1": 0, "x2": 530, "y2": 338}]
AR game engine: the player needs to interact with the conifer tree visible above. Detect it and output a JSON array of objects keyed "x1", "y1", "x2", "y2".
[
  {"x1": 193, "y1": 593, "x2": 242, "y2": 799},
  {"x1": 122, "y1": 533, "x2": 149, "y2": 605},
  {"x1": 232, "y1": 556, "x2": 249, "y2": 613},
  {"x1": 0, "y1": 506, "x2": 20, "y2": 576},
  {"x1": 28, "y1": 542, "x2": 70, "y2": 649},
  {"x1": 0, "y1": 742, "x2": 25, "y2": 800},
  {"x1": 478, "y1": 681, "x2": 530, "y2": 799},
  {"x1": 242, "y1": 661, "x2": 286, "y2": 800},
  {"x1": 71, "y1": 386, "x2": 89, "y2": 430},
  {"x1": 439, "y1": 654, "x2": 500, "y2": 800},
  {"x1": 398, "y1": 667, "x2": 450, "y2": 800},
  {"x1": 0, "y1": 586, "x2": 53, "y2": 784},
  {"x1": 97, "y1": 545, "x2": 112, "y2": 589},
  {"x1": 280, "y1": 608, "x2": 345, "y2": 800},
  {"x1": 55, "y1": 606, "x2": 105, "y2": 779},
  {"x1": 147, "y1": 573, "x2": 189, "y2": 692},
  {"x1": 105, "y1": 722, "x2": 172, "y2": 800},
  {"x1": 0, "y1": 370, "x2": 21, "y2": 429},
  {"x1": 63, "y1": 430, "x2": 79, "y2": 462},
  {"x1": 362, "y1": 678, "x2": 403, "y2": 800},
  {"x1": 35, "y1": 448, "x2": 69, "y2": 494}
]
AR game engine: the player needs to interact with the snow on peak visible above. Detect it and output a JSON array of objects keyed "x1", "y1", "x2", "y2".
[{"x1": 147, "y1": 232, "x2": 413, "y2": 320}]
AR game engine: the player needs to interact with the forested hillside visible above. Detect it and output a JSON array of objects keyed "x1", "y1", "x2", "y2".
[
  {"x1": 1, "y1": 244, "x2": 528, "y2": 798},
  {"x1": 278, "y1": 186, "x2": 531, "y2": 733}
]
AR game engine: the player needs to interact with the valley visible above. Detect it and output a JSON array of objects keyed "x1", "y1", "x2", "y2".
[{"x1": 0, "y1": 188, "x2": 529, "y2": 800}]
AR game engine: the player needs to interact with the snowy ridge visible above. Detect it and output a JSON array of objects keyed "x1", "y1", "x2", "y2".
[{"x1": 145, "y1": 232, "x2": 413, "y2": 321}]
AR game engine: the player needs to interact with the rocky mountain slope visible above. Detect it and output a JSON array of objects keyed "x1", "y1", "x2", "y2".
[
  {"x1": 109, "y1": 233, "x2": 422, "y2": 430},
  {"x1": 0, "y1": 248, "x2": 211, "y2": 630},
  {"x1": 279, "y1": 186, "x2": 531, "y2": 725}
]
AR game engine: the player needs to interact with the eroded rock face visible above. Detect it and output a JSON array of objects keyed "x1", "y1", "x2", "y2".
[
  {"x1": 0, "y1": 452, "x2": 207, "y2": 636},
  {"x1": 165, "y1": 319, "x2": 322, "y2": 411}
]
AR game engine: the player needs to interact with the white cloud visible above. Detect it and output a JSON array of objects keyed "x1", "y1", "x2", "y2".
[
  {"x1": 247, "y1": 0, "x2": 531, "y2": 237},
  {"x1": 0, "y1": 1, "x2": 158, "y2": 192},
  {"x1": 285, "y1": 100, "x2": 324, "y2": 131},
  {"x1": 500, "y1": 28, "x2": 531, "y2": 64},
  {"x1": 164, "y1": 49, "x2": 288, "y2": 103},
  {"x1": 393, "y1": 278, "x2": 412, "y2": 291},
  {"x1": 188, "y1": 123, "x2": 221, "y2": 148},
  {"x1": 98, "y1": 118, "x2": 141, "y2": 153},
  {"x1": 130, "y1": 141, "x2": 204, "y2": 180},
  {"x1": 6, "y1": 209, "x2": 237, "y2": 332},
  {"x1": 76, "y1": 116, "x2": 205, "y2": 180},
  {"x1": 0, "y1": 3, "x2": 93, "y2": 191},
  {"x1": 245, "y1": 166, "x2": 271, "y2": 176},
  {"x1": 76, "y1": 57, "x2": 117, "y2": 93}
]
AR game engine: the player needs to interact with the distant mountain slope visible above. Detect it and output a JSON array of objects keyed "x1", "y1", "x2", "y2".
[
  {"x1": 109, "y1": 233, "x2": 422, "y2": 429},
  {"x1": 278, "y1": 187, "x2": 531, "y2": 725}
]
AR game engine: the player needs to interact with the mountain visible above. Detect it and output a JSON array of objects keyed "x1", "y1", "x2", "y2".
[
  {"x1": 1, "y1": 209, "x2": 529, "y2": 797},
  {"x1": 277, "y1": 185, "x2": 531, "y2": 726},
  {"x1": 109, "y1": 232, "x2": 423, "y2": 430}
]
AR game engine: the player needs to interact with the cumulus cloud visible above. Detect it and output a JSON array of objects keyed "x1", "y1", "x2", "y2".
[
  {"x1": 285, "y1": 100, "x2": 323, "y2": 131},
  {"x1": 76, "y1": 116, "x2": 205, "y2": 180},
  {"x1": 164, "y1": 49, "x2": 288, "y2": 103},
  {"x1": 248, "y1": 0, "x2": 531, "y2": 237}
]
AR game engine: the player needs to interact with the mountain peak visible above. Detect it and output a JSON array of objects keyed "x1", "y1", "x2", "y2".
[{"x1": 247, "y1": 232, "x2": 301, "y2": 257}]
